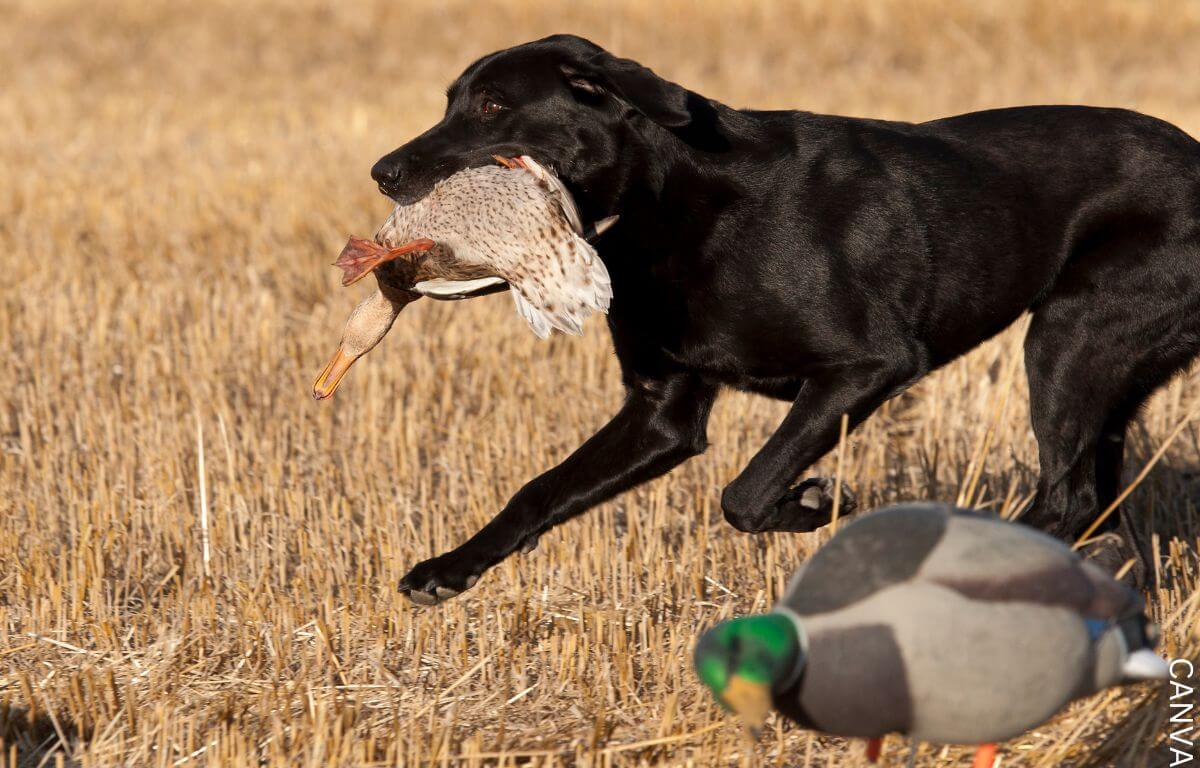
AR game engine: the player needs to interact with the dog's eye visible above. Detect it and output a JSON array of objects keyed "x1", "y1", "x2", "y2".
[{"x1": 481, "y1": 99, "x2": 506, "y2": 115}]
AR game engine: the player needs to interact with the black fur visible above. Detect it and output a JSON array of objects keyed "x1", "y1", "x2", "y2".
[{"x1": 372, "y1": 34, "x2": 1200, "y2": 604}]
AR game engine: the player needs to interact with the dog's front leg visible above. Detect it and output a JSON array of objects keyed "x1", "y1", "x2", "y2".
[
  {"x1": 720, "y1": 359, "x2": 915, "y2": 533},
  {"x1": 399, "y1": 374, "x2": 717, "y2": 605}
]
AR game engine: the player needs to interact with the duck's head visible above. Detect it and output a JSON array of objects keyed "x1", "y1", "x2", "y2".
[
  {"x1": 693, "y1": 613, "x2": 804, "y2": 730},
  {"x1": 312, "y1": 287, "x2": 412, "y2": 400}
]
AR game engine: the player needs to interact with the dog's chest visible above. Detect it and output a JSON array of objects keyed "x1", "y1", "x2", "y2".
[
  {"x1": 636, "y1": 296, "x2": 814, "y2": 394},
  {"x1": 605, "y1": 237, "x2": 820, "y2": 387}
]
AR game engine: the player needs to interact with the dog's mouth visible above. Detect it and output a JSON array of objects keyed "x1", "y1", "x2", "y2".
[
  {"x1": 378, "y1": 150, "x2": 547, "y2": 205},
  {"x1": 379, "y1": 182, "x2": 430, "y2": 206}
]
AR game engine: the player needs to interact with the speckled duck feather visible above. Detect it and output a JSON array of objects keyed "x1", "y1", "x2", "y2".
[{"x1": 375, "y1": 156, "x2": 612, "y2": 339}]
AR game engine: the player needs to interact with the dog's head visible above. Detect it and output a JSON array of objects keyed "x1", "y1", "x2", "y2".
[{"x1": 370, "y1": 35, "x2": 695, "y2": 207}]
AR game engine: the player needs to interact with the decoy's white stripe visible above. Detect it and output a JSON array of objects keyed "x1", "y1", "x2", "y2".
[{"x1": 772, "y1": 605, "x2": 809, "y2": 691}]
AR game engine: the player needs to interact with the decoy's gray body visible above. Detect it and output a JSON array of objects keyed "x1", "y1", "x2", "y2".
[{"x1": 694, "y1": 503, "x2": 1166, "y2": 748}]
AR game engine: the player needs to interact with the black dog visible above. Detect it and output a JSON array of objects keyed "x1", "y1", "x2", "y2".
[{"x1": 370, "y1": 34, "x2": 1200, "y2": 604}]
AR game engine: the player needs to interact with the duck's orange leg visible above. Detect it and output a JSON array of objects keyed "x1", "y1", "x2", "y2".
[
  {"x1": 972, "y1": 744, "x2": 997, "y2": 768},
  {"x1": 492, "y1": 154, "x2": 526, "y2": 170},
  {"x1": 865, "y1": 737, "x2": 883, "y2": 762},
  {"x1": 334, "y1": 236, "x2": 435, "y2": 287}
]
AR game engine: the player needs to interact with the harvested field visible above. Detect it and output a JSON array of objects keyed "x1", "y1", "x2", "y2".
[{"x1": 1, "y1": 1, "x2": 1198, "y2": 765}]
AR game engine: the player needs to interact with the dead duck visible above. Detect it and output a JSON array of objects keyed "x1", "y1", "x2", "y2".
[
  {"x1": 313, "y1": 155, "x2": 616, "y2": 400},
  {"x1": 693, "y1": 502, "x2": 1167, "y2": 767}
]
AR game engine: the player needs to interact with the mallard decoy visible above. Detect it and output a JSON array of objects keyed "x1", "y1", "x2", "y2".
[
  {"x1": 693, "y1": 502, "x2": 1167, "y2": 767},
  {"x1": 312, "y1": 156, "x2": 616, "y2": 400}
]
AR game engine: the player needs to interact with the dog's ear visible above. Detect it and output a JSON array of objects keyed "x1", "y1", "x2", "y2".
[{"x1": 561, "y1": 53, "x2": 692, "y2": 128}]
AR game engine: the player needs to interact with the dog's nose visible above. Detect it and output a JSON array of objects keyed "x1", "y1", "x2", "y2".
[{"x1": 371, "y1": 158, "x2": 402, "y2": 186}]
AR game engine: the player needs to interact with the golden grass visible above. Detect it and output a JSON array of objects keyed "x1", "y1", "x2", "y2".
[{"x1": 2, "y1": 0, "x2": 1199, "y2": 764}]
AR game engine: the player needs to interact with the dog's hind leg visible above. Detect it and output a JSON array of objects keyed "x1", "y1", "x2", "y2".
[
  {"x1": 1020, "y1": 302, "x2": 1115, "y2": 541},
  {"x1": 1094, "y1": 400, "x2": 1162, "y2": 577},
  {"x1": 1091, "y1": 350, "x2": 1196, "y2": 577},
  {"x1": 1022, "y1": 237, "x2": 1200, "y2": 576},
  {"x1": 1094, "y1": 407, "x2": 1131, "y2": 519},
  {"x1": 1025, "y1": 340, "x2": 1188, "y2": 581}
]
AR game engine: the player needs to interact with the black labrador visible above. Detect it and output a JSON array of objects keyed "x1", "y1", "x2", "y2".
[{"x1": 369, "y1": 34, "x2": 1200, "y2": 605}]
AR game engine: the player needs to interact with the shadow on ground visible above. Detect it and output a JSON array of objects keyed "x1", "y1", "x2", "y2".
[{"x1": 0, "y1": 701, "x2": 83, "y2": 768}]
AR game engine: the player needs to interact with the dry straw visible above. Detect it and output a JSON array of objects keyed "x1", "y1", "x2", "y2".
[{"x1": 1, "y1": 0, "x2": 1198, "y2": 765}]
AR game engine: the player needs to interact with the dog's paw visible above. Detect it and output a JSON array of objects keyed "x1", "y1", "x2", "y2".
[
  {"x1": 776, "y1": 477, "x2": 857, "y2": 531},
  {"x1": 399, "y1": 554, "x2": 482, "y2": 606},
  {"x1": 1079, "y1": 531, "x2": 1141, "y2": 585}
]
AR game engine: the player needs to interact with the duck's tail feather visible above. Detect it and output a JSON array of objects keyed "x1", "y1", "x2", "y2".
[
  {"x1": 511, "y1": 290, "x2": 554, "y2": 339},
  {"x1": 1122, "y1": 648, "x2": 1169, "y2": 681}
]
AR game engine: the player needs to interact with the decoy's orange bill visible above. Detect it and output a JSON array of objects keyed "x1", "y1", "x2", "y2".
[{"x1": 722, "y1": 675, "x2": 771, "y2": 731}]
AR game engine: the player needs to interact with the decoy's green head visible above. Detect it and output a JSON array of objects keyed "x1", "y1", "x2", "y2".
[{"x1": 693, "y1": 613, "x2": 803, "y2": 728}]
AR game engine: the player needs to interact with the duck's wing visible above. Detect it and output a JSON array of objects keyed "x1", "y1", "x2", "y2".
[
  {"x1": 503, "y1": 229, "x2": 612, "y2": 338},
  {"x1": 779, "y1": 502, "x2": 1146, "y2": 623},
  {"x1": 779, "y1": 502, "x2": 951, "y2": 617},
  {"x1": 499, "y1": 158, "x2": 613, "y2": 337},
  {"x1": 911, "y1": 508, "x2": 1167, "y2": 688},
  {"x1": 909, "y1": 509, "x2": 1143, "y2": 619}
]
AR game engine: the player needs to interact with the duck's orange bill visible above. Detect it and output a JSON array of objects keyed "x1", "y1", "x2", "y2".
[
  {"x1": 334, "y1": 236, "x2": 435, "y2": 287},
  {"x1": 312, "y1": 347, "x2": 355, "y2": 400}
]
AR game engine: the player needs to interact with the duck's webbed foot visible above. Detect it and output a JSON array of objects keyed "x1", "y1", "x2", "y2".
[
  {"x1": 492, "y1": 154, "x2": 526, "y2": 170},
  {"x1": 334, "y1": 236, "x2": 434, "y2": 287}
]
